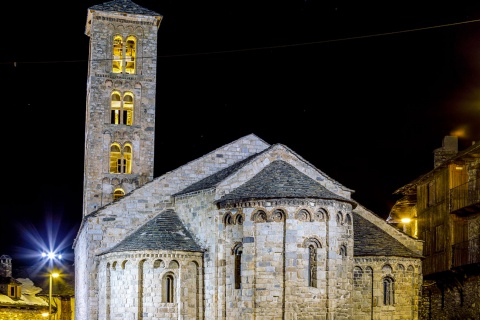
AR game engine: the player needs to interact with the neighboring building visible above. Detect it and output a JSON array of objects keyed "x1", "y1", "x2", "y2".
[
  {"x1": 74, "y1": 0, "x2": 424, "y2": 319},
  {"x1": 388, "y1": 135, "x2": 480, "y2": 319},
  {"x1": 0, "y1": 255, "x2": 49, "y2": 319}
]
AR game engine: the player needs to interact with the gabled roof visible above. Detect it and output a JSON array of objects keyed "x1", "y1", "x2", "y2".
[
  {"x1": 100, "y1": 210, "x2": 203, "y2": 255},
  {"x1": 353, "y1": 212, "x2": 423, "y2": 258},
  {"x1": 174, "y1": 154, "x2": 259, "y2": 197},
  {"x1": 215, "y1": 160, "x2": 357, "y2": 208},
  {"x1": 89, "y1": 0, "x2": 160, "y2": 16},
  {"x1": 394, "y1": 139, "x2": 480, "y2": 195}
]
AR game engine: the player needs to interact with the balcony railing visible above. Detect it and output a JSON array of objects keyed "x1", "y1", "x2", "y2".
[
  {"x1": 452, "y1": 236, "x2": 480, "y2": 268},
  {"x1": 450, "y1": 180, "x2": 480, "y2": 214}
]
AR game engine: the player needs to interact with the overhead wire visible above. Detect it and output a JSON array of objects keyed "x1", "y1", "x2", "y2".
[{"x1": 2, "y1": 18, "x2": 480, "y2": 66}]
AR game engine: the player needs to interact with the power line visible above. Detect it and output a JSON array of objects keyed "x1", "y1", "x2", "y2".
[{"x1": 3, "y1": 18, "x2": 480, "y2": 66}]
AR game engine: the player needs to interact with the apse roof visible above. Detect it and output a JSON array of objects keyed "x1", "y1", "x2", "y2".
[
  {"x1": 215, "y1": 160, "x2": 357, "y2": 208},
  {"x1": 100, "y1": 210, "x2": 202, "y2": 255}
]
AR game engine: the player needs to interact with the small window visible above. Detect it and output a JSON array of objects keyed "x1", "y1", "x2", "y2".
[
  {"x1": 163, "y1": 273, "x2": 175, "y2": 303},
  {"x1": 9, "y1": 286, "x2": 15, "y2": 297},
  {"x1": 113, "y1": 188, "x2": 125, "y2": 200},
  {"x1": 308, "y1": 245, "x2": 317, "y2": 287},
  {"x1": 383, "y1": 277, "x2": 395, "y2": 305},
  {"x1": 232, "y1": 244, "x2": 242, "y2": 289}
]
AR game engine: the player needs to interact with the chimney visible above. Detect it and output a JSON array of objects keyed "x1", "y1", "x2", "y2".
[
  {"x1": 0, "y1": 255, "x2": 12, "y2": 277},
  {"x1": 433, "y1": 136, "x2": 458, "y2": 168}
]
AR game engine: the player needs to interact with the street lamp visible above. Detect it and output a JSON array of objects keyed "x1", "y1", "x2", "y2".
[
  {"x1": 41, "y1": 251, "x2": 62, "y2": 320},
  {"x1": 49, "y1": 272, "x2": 59, "y2": 320}
]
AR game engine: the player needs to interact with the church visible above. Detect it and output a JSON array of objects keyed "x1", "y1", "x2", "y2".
[{"x1": 73, "y1": 0, "x2": 424, "y2": 319}]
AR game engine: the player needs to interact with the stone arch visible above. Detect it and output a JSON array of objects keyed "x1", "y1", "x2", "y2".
[
  {"x1": 252, "y1": 209, "x2": 267, "y2": 223},
  {"x1": 345, "y1": 213, "x2": 352, "y2": 225},
  {"x1": 303, "y1": 237, "x2": 322, "y2": 249},
  {"x1": 234, "y1": 213, "x2": 244, "y2": 225},
  {"x1": 168, "y1": 260, "x2": 179, "y2": 269},
  {"x1": 336, "y1": 211, "x2": 343, "y2": 225},
  {"x1": 339, "y1": 244, "x2": 347, "y2": 257},
  {"x1": 295, "y1": 208, "x2": 312, "y2": 222},
  {"x1": 270, "y1": 208, "x2": 286, "y2": 222},
  {"x1": 153, "y1": 259, "x2": 165, "y2": 269},
  {"x1": 121, "y1": 260, "x2": 128, "y2": 269},
  {"x1": 397, "y1": 264, "x2": 405, "y2": 272},
  {"x1": 314, "y1": 208, "x2": 329, "y2": 221},
  {"x1": 382, "y1": 264, "x2": 393, "y2": 275},
  {"x1": 223, "y1": 212, "x2": 234, "y2": 225},
  {"x1": 353, "y1": 266, "x2": 363, "y2": 287},
  {"x1": 407, "y1": 265, "x2": 415, "y2": 273},
  {"x1": 111, "y1": 261, "x2": 117, "y2": 270}
]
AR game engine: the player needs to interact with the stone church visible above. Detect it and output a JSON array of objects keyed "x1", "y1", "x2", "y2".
[{"x1": 73, "y1": 0, "x2": 424, "y2": 319}]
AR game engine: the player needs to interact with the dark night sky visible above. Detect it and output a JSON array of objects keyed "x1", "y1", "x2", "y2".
[{"x1": 3, "y1": 1, "x2": 480, "y2": 267}]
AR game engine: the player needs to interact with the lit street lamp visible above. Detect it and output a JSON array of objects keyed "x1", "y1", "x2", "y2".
[
  {"x1": 41, "y1": 251, "x2": 62, "y2": 320},
  {"x1": 49, "y1": 272, "x2": 59, "y2": 319}
]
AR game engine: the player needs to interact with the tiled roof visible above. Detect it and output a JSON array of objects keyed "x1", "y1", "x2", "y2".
[
  {"x1": 101, "y1": 210, "x2": 203, "y2": 254},
  {"x1": 353, "y1": 213, "x2": 423, "y2": 258},
  {"x1": 89, "y1": 0, "x2": 160, "y2": 16},
  {"x1": 215, "y1": 160, "x2": 357, "y2": 208},
  {"x1": 174, "y1": 154, "x2": 258, "y2": 196}
]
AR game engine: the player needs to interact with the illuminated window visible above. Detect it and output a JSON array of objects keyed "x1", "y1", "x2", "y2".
[
  {"x1": 112, "y1": 36, "x2": 123, "y2": 73},
  {"x1": 110, "y1": 143, "x2": 132, "y2": 174},
  {"x1": 112, "y1": 35, "x2": 136, "y2": 74},
  {"x1": 113, "y1": 188, "x2": 125, "y2": 200},
  {"x1": 110, "y1": 91, "x2": 134, "y2": 126},
  {"x1": 383, "y1": 277, "x2": 395, "y2": 305},
  {"x1": 162, "y1": 273, "x2": 175, "y2": 303}
]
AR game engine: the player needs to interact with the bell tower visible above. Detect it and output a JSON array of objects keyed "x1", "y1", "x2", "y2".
[{"x1": 83, "y1": 0, "x2": 162, "y2": 216}]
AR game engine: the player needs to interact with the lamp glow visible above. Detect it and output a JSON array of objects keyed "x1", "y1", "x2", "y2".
[
  {"x1": 401, "y1": 218, "x2": 411, "y2": 224},
  {"x1": 48, "y1": 273, "x2": 59, "y2": 320}
]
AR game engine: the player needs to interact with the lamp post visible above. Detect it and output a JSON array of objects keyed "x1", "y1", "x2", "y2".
[
  {"x1": 49, "y1": 272, "x2": 59, "y2": 320},
  {"x1": 41, "y1": 252, "x2": 62, "y2": 320}
]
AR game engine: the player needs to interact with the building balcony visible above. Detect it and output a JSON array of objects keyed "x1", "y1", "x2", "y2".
[
  {"x1": 449, "y1": 181, "x2": 480, "y2": 215},
  {"x1": 452, "y1": 236, "x2": 480, "y2": 268}
]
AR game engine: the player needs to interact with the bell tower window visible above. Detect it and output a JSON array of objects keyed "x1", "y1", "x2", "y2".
[
  {"x1": 110, "y1": 91, "x2": 134, "y2": 125},
  {"x1": 112, "y1": 35, "x2": 136, "y2": 74},
  {"x1": 110, "y1": 143, "x2": 132, "y2": 174}
]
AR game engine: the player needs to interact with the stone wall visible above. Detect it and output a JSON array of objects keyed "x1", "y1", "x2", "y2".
[
  {"x1": 0, "y1": 308, "x2": 48, "y2": 320},
  {"x1": 420, "y1": 273, "x2": 480, "y2": 320},
  {"x1": 353, "y1": 257, "x2": 422, "y2": 320}
]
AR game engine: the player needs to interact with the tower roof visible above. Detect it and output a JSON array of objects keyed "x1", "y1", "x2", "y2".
[{"x1": 89, "y1": 0, "x2": 160, "y2": 16}]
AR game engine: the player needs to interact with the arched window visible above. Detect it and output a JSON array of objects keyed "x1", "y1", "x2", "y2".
[
  {"x1": 232, "y1": 243, "x2": 243, "y2": 289},
  {"x1": 109, "y1": 143, "x2": 132, "y2": 174},
  {"x1": 383, "y1": 277, "x2": 395, "y2": 305},
  {"x1": 112, "y1": 35, "x2": 123, "y2": 73},
  {"x1": 308, "y1": 245, "x2": 317, "y2": 287},
  {"x1": 110, "y1": 91, "x2": 134, "y2": 126},
  {"x1": 125, "y1": 36, "x2": 136, "y2": 74},
  {"x1": 112, "y1": 35, "x2": 136, "y2": 74},
  {"x1": 162, "y1": 273, "x2": 175, "y2": 303},
  {"x1": 113, "y1": 188, "x2": 125, "y2": 200}
]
